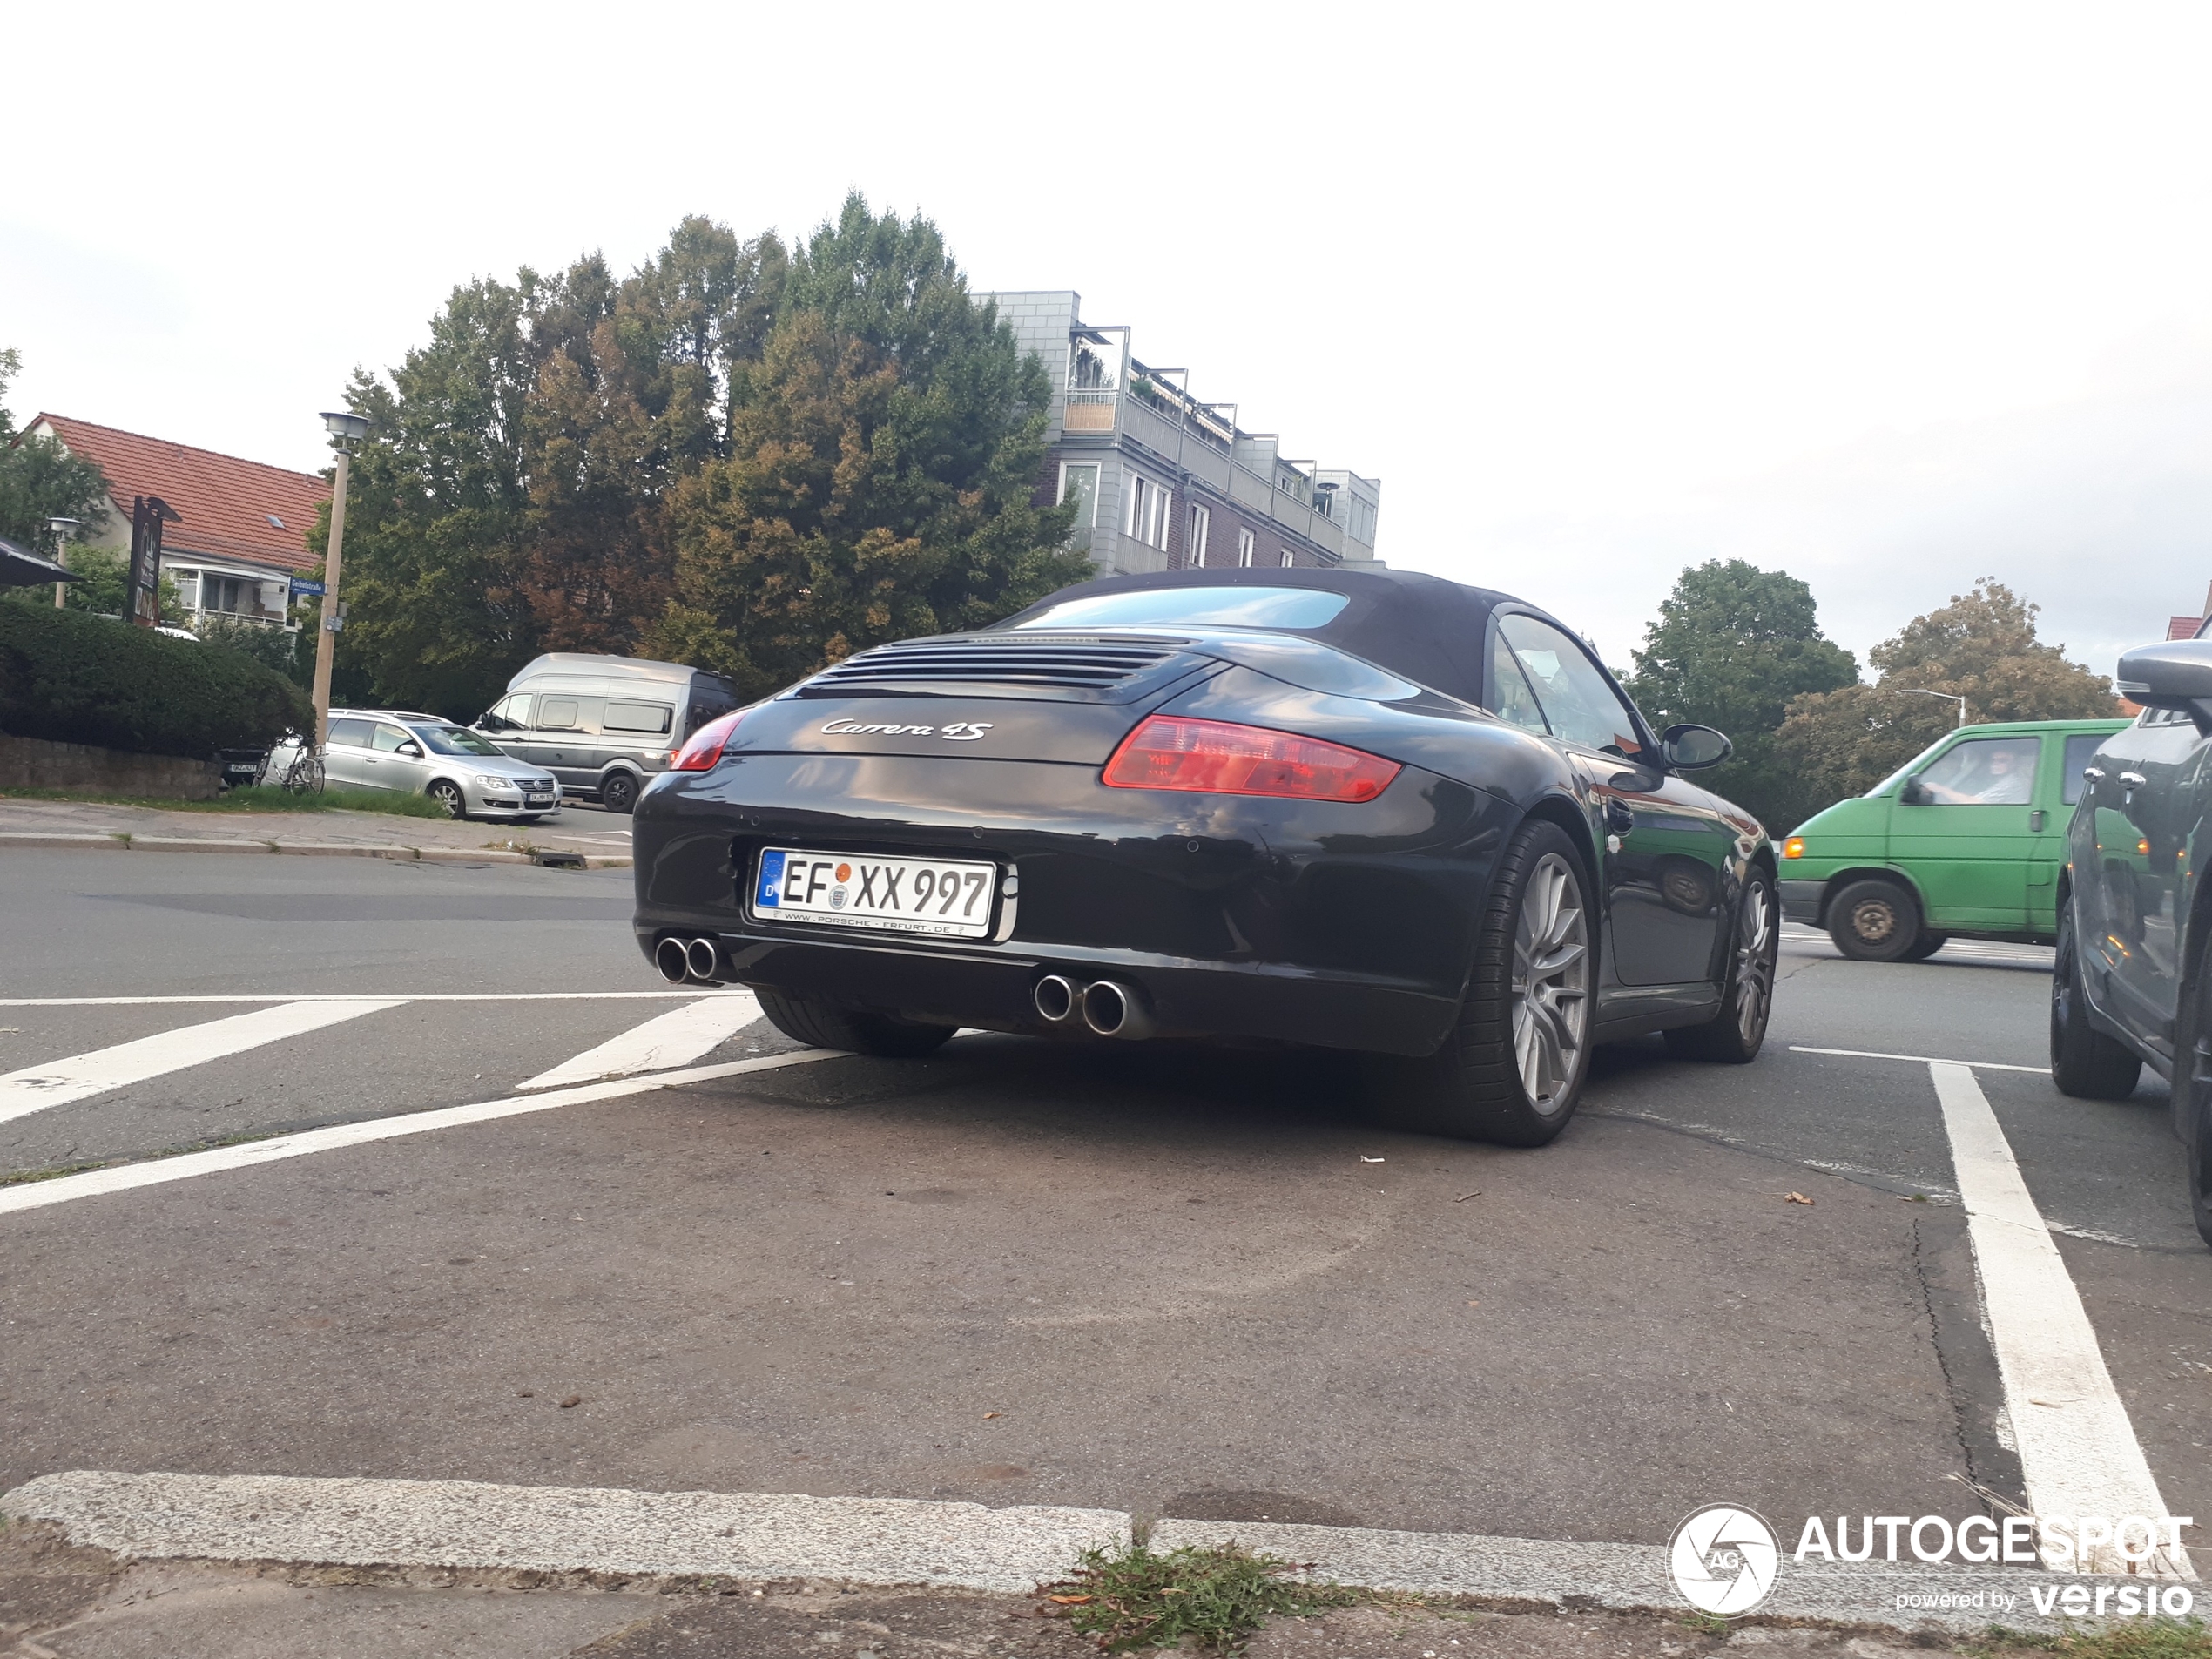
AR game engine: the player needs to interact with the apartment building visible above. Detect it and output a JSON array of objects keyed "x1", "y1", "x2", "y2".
[{"x1": 979, "y1": 292, "x2": 1381, "y2": 576}]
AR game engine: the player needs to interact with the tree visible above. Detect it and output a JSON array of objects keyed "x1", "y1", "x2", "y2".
[
  {"x1": 1623, "y1": 560, "x2": 1858, "y2": 833},
  {"x1": 0, "y1": 347, "x2": 112, "y2": 556},
  {"x1": 327, "y1": 222, "x2": 787, "y2": 716},
  {"x1": 650, "y1": 195, "x2": 1089, "y2": 698},
  {"x1": 1774, "y1": 579, "x2": 2120, "y2": 813}
]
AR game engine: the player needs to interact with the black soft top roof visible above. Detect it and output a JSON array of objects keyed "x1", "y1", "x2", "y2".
[{"x1": 995, "y1": 567, "x2": 1512, "y2": 707}]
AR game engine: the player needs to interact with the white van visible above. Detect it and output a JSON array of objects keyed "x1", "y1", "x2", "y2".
[{"x1": 474, "y1": 654, "x2": 742, "y2": 814}]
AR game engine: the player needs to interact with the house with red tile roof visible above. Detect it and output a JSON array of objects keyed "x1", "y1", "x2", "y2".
[{"x1": 19, "y1": 414, "x2": 328, "y2": 630}]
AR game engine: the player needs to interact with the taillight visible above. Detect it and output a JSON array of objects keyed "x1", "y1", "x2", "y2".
[
  {"x1": 670, "y1": 710, "x2": 745, "y2": 772},
  {"x1": 1102, "y1": 715, "x2": 1401, "y2": 803}
]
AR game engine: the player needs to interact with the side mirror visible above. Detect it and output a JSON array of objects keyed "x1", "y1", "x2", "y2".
[
  {"x1": 1899, "y1": 778, "x2": 1932, "y2": 806},
  {"x1": 1659, "y1": 724, "x2": 1731, "y2": 771},
  {"x1": 2116, "y1": 640, "x2": 2212, "y2": 734},
  {"x1": 398, "y1": 741, "x2": 423, "y2": 758}
]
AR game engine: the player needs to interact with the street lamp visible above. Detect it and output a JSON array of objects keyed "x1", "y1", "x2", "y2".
[
  {"x1": 1894, "y1": 688, "x2": 1967, "y2": 728},
  {"x1": 311, "y1": 411, "x2": 372, "y2": 748},
  {"x1": 46, "y1": 516, "x2": 81, "y2": 610}
]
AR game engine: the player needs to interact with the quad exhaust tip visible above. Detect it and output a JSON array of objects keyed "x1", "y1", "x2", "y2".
[
  {"x1": 1033, "y1": 974, "x2": 1080, "y2": 1023},
  {"x1": 657, "y1": 935, "x2": 724, "y2": 986}
]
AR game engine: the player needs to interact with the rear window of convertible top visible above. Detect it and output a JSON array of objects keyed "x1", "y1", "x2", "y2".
[{"x1": 1012, "y1": 587, "x2": 1351, "y2": 631}]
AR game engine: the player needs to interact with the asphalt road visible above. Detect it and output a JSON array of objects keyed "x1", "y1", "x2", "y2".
[{"x1": 2, "y1": 852, "x2": 2205, "y2": 1568}]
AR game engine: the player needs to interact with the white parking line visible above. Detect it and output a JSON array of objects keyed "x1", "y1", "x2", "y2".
[
  {"x1": 0, "y1": 999, "x2": 404, "y2": 1127},
  {"x1": 1791, "y1": 1044, "x2": 2047, "y2": 1074},
  {"x1": 519, "y1": 992, "x2": 762, "y2": 1090},
  {"x1": 0, "y1": 992, "x2": 715, "y2": 1007},
  {"x1": 0, "y1": 1048, "x2": 843, "y2": 1217},
  {"x1": 1927, "y1": 1062, "x2": 2193, "y2": 1577}
]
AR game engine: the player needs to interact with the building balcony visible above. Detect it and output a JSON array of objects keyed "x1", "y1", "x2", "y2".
[{"x1": 1063, "y1": 390, "x2": 1117, "y2": 432}]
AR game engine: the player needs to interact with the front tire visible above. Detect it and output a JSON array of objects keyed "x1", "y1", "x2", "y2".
[
  {"x1": 427, "y1": 779, "x2": 468, "y2": 819},
  {"x1": 1379, "y1": 819, "x2": 1593, "y2": 1146},
  {"x1": 1900, "y1": 932, "x2": 1948, "y2": 961},
  {"x1": 1827, "y1": 877, "x2": 1921, "y2": 961},
  {"x1": 754, "y1": 988, "x2": 955, "y2": 1059},
  {"x1": 2179, "y1": 940, "x2": 2212, "y2": 1251},
  {"x1": 2050, "y1": 904, "x2": 2141, "y2": 1099},
  {"x1": 1665, "y1": 868, "x2": 1778, "y2": 1063},
  {"x1": 600, "y1": 772, "x2": 638, "y2": 815}
]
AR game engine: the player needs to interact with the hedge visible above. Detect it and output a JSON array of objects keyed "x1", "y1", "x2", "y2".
[{"x1": 0, "y1": 603, "x2": 312, "y2": 759}]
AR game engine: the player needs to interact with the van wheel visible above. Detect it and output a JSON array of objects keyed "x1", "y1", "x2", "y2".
[
  {"x1": 2051, "y1": 907, "x2": 2141, "y2": 1099},
  {"x1": 600, "y1": 772, "x2": 638, "y2": 815},
  {"x1": 426, "y1": 779, "x2": 468, "y2": 819},
  {"x1": 1827, "y1": 877, "x2": 1919, "y2": 961},
  {"x1": 755, "y1": 988, "x2": 955, "y2": 1059},
  {"x1": 1901, "y1": 932, "x2": 1948, "y2": 961}
]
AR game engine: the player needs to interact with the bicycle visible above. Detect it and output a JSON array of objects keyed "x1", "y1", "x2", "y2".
[{"x1": 260, "y1": 730, "x2": 325, "y2": 796}]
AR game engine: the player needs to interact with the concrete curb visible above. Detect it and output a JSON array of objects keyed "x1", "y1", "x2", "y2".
[
  {"x1": 0, "y1": 1472, "x2": 2134, "y2": 1633},
  {"x1": 0, "y1": 1472, "x2": 1126, "y2": 1595},
  {"x1": 0, "y1": 830, "x2": 629, "y2": 867}
]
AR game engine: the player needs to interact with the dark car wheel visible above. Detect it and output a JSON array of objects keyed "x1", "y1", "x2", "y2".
[
  {"x1": 426, "y1": 779, "x2": 468, "y2": 819},
  {"x1": 1378, "y1": 819, "x2": 1592, "y2": 1146},
  {"x1": 755, "y1": 987, "x2": 955, "y2": 1059},
  {"x1": 600, "y1": 772, "x2": 639, "y2": 815},
  {"x1": 1827, "y1": 877, "x2": 1920, "y2": 961},
  {"x1": 2049, "y1": 905, "x2": 2141, "y2": 1100},
  {"x1": 1900, "y1": 932, "x2": 1948, "y2": 961},
  {"x1": 1664, "y1": 868, "x2": 1778, "y2": 1064}
]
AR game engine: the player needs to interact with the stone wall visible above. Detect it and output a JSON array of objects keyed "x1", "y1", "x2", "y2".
[{"x1": 0, "y1": 734, "x2": 222, "y2": 799}]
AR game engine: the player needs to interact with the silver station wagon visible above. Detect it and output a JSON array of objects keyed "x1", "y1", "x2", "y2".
[{"x1": 317, "y1": 710, "x2": 563, "y2": 821}]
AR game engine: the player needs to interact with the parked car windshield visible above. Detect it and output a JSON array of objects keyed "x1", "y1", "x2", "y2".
[
  {"x1": 1011, "y1": 587, "x2": 1351, "y2": 631},
  {"x1": 412, "y1": 724, "x2": 504, "y2": 757}
]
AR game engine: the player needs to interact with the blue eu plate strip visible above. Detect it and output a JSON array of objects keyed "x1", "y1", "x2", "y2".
[{"x1": 755, "y1": 849, "x2": 786, "y2": 908}]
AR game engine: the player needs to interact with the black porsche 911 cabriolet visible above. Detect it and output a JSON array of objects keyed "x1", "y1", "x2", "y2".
[{"x1": 631, "y1": 568, "x2": 1777, "y2": 1144}]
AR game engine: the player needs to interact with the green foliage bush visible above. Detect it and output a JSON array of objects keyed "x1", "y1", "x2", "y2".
[{"x1": 0, "y1": 603, "x2": 311, "y2": 758}]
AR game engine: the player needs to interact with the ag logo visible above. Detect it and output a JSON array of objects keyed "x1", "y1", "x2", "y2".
[{"x1": 1669, "y1": 1504, "x2": 1778, "y2": 1615}]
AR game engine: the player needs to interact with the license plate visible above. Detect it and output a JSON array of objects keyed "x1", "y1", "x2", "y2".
[
  {"x1": 751, "y1": 848, "x2": 996, "y2": 939},
  {"x1": 526, "y1": 795, "x2": 553, "y2": 806}
]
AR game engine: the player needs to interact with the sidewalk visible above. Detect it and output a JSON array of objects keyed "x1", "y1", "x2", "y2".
[{"x1": 0, "y1": 796, "x2": 634, "y2": 867}]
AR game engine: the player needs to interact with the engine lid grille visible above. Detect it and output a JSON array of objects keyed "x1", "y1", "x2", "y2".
[{"x1": 799, "y1": 633, "x2": 1201, "y2": 700}]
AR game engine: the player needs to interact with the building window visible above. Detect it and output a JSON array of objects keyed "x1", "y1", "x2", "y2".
[
  {"x1": 1186, "y1": 503, "x2": 1210, "y2": 567},
  {"x1": 1279, "y1": 547, "x2": 1294, "y2": 568},
  {"x1": 1237, "y1": 528, "x2": 1256, "y2": 568},
  {"x1": 1058, "y1": 462, "x2": 1101, "y2": 525},
  {"x1": 1124, "y1": 473, "x2": 1171, "y2": 550}
]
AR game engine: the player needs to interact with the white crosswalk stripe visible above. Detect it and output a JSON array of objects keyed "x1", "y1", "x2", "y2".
[
  {"x1": 0, "y1": 999, "x2": 405, "y2": 1127},
  {"x1": 519, "y1": 992, "x2": 762, "y2": 1090}
]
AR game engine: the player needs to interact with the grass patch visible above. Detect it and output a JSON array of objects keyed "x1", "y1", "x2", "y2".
[
  {"x1": 1, "y1": 785, "x2": 450, "y2": 819},
  {"x1": 1972, "y1": 1621, "x2": 2212, "y2": 1656},
  {"x1": 1043, "y1": 1543, "x2": 1360, "y2": 1653}
]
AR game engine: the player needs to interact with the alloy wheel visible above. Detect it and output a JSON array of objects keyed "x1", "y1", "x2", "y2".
[
  {"x1": 1734, "y1": 882, "x2": 1775, "y2": 1045},
  {"x1": 1512, "y1": 852, "x2": 1590, "y2": 1111}
]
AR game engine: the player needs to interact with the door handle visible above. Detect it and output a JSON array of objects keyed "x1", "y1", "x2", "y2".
[{"x1": 2029, "y1": 809, "x2": 2046, "y2": 832}]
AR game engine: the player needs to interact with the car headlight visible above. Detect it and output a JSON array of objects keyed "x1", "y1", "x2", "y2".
[{"x1": 474, "y1": 772, "x2": 513, "y2": 790}]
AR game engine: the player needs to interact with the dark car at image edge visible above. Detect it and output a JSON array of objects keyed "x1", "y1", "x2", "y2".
[
  {"x1": 2050, "y1": 635, "x2": 2212, "y2": 1247},
  {"x1": 629, "y1": 568, "x2": 1779, "y2": 1144}
]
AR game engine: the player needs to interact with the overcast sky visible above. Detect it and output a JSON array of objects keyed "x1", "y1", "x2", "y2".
[{"x1": 7, "y1": 3, "x2": 2209, "y2": 679}]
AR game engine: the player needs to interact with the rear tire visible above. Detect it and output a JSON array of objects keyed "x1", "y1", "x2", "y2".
[
  {"x1": 2049, "y1": 905, "x2": 2141, "y2": 1100},
  {"x1": 2179, "y1": 937, "x2": 2212, "y2": 1251},
  {"x1": 1375, "y1": 819, "x2": 1593, "y2": 1146},
  {"x1": 1664, "y1": 868, "x2": 1778, "y2": 1064},
  {"x1": 754, "y1": 988, "x2": 955, "y2": 1059},
  {"x1": 1900, "y1": 932, "x2": 1948, "y2": 961},
  {"x1": 600, "y1": 772, "x2": 638, "y2": 815},
  {"x1": 1827, "y1": 877, "x2": 1920, "y2": 961}
]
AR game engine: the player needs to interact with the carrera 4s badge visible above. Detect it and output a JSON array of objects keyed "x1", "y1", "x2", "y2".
[{"x1": 819, "y1": 719, "x2": 995, "y2": 741}]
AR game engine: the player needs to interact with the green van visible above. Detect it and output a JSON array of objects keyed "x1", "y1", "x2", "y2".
[{"x1": 1779, "y1": 718, "x2": 2128, "y2": 960}]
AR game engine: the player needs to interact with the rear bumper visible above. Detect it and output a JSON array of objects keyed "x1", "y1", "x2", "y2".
[
  {"x1": 631, "y1": 751, "x2": 1515, "y2": 1058},
  {"x1": 1780, "y1": 878, "x2": 1824, "y2": 926}
]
